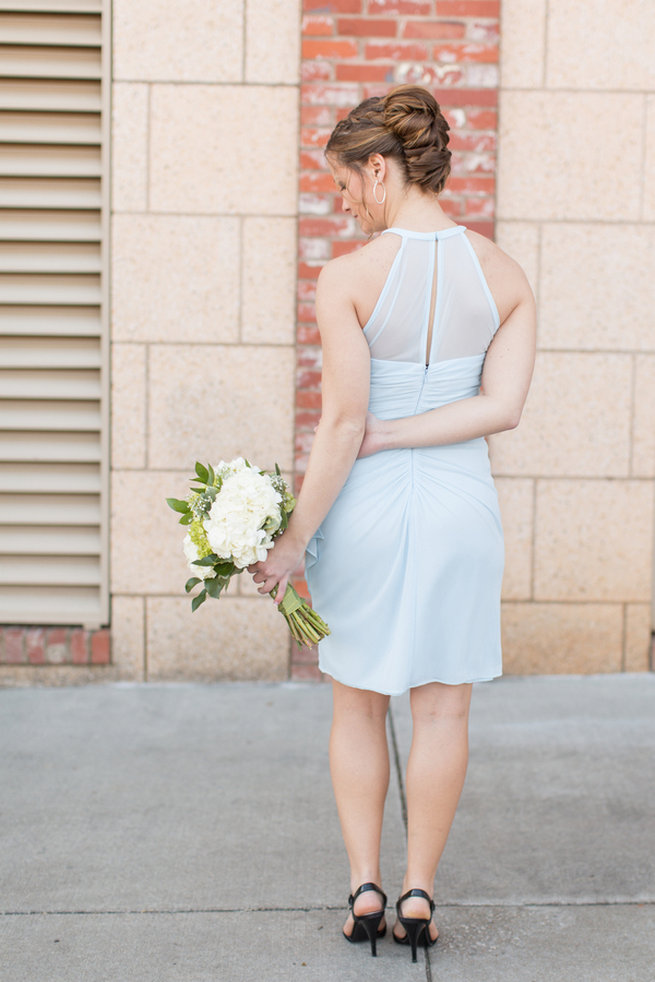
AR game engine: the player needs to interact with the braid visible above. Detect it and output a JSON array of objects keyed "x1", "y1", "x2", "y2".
[{"x1": 326, "y1": 86, "x2": 452, "y2": 195}]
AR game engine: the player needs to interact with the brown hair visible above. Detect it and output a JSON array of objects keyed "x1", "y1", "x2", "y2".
[{"x1": 325, "y1": 85, "x2": 452, "y2": 195}]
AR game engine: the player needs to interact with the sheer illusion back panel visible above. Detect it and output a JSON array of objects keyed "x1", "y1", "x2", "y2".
[
  {"x1": 364, "y1": 228, "x2": 499, "y2": 365},
  {"x1": 363, "y1": 234, "x2": 433, "y2": 363}
]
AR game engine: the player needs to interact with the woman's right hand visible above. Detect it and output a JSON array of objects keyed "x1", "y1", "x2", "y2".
[{"x1": 357, "y1": 412, "x2": 387, "y2": 458}]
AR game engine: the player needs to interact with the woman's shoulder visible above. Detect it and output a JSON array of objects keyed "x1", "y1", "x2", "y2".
[
  {"x1": 465, "y1": 228, "x2": 534, "y2": 322},
  {"x1": 317, "y1": 233, "x2": 400, "y2": 303},
  {"x1": 320, "y1": 233, "x2": 397, "y2": 278}
]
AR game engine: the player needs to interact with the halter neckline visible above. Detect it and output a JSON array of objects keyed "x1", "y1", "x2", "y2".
[{"x1": 383, "y1": 225, "x2": 467, "y2": 240}]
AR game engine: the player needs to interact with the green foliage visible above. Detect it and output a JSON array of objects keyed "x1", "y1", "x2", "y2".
[
  {"x1": 192, "y1": 554, "x2": 219, "y2": 567},
  {"x1": 205, "y1": 576, "x2": 225, "y2": 599},
  {"x1": 166, "y1": 497, "x2": 189, "y2": 514},
  {"x1": 191, "y1": 590, "x2": 207, "y2": 612}
]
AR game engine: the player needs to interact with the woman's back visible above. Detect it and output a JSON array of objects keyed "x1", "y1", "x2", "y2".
[
  {"x1": 348, "y1": 224, "x2": 502, "y2": 425},
  {"x1": 364, "y1": 225, "x2": 499, "y2": 366}
]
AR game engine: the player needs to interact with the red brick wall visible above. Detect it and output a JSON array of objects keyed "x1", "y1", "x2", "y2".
[
  {"x1": 0, "y1": 626, "x2": 110, "y2": 666},
  {"x1": 292, "y1": 0, "x2": 500, "y2": 678}
]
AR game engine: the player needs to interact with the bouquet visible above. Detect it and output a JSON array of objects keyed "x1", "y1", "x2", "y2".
[{"x1": 166, "y1": 458, "x2": 330, "y2": 647}]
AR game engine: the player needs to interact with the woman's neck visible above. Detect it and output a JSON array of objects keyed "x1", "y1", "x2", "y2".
[{"x1": 384, "y1": 187, "x2": 454, "y2": 233}]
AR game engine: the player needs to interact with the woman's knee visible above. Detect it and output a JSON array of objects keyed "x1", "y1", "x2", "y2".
[
  {"x1": 332, "y1": 680, "x2": 390, "y2": 722},
  {"x1": 409, "y1": 681, "x2": 472, "y2": 725}
]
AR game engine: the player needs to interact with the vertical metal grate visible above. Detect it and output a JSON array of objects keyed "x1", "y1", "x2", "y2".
[{"x1": 0, "y1": 0, "x2": 109, "y2": 626}]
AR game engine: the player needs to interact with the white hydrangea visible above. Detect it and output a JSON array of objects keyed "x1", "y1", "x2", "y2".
[
  {"x1": 203, "y1": 464, "x2": 282, "y2": 569},
  {"x1": 214, "y1": 457, "x2": 248, "y2": 480},
  {"x1": 183, "y1": 534, "x2": 216, "y2": 580}
]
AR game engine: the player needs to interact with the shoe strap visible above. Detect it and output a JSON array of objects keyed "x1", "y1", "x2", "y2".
[
  {"x1": 348, "y1": 882, "x2": 388, "y2": 909},
  {"x1": 396, "y1": 888, "x2": 435, "y2": 913}
]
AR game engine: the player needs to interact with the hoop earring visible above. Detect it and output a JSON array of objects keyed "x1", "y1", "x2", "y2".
[{"x1": 373, "y1": 177, "x2": 386, "y2": 205}]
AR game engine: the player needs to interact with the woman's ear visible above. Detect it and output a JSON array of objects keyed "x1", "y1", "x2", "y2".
[{"x1": 367, "y1": 152, "x2": 387, "y2": 181}]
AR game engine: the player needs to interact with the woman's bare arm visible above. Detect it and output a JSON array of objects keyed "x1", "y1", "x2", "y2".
[{"x1": 249, "y1": 258, "x2": 371, "y2": 598}]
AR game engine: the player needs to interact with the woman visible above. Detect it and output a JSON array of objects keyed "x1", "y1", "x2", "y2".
[{"x1": 250, "y1": 85, "x2": 535, "y2": 961}]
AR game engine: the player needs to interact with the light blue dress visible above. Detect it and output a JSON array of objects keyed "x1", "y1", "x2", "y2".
[{"x1": 305, "y1": 225, "x2": 504, "y2": 695}]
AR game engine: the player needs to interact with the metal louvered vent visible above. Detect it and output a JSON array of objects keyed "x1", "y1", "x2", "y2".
[{"x1": 0, "y1": 0, "x2": 109, "y2": 627}]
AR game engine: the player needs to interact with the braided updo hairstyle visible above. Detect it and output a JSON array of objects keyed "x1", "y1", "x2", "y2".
[{"x1": 326, "y1": 85, "x2": 451, "y2": 194}]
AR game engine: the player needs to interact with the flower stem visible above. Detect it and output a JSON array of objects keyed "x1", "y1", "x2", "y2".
[{"x1": 271, "y1": 584, "x2": 330, "y2": 647}]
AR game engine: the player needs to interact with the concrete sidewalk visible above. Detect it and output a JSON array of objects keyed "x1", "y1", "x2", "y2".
[{"x1": 1, "y1": 675, "x2": 654, "y2": 982}]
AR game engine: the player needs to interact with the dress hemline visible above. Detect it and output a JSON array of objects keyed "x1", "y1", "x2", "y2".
[{"x1": 319, "y1": 665, "x2": 503, "y2": 696}]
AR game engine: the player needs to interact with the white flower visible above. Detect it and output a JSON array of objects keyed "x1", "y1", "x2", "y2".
[
  {"x1": 183, "y1": 534, "x2": 216, "y2": 580},
  {"x1": 214, "y1": 457, "x2": 248, "y2": 481},
  {"x1": 203, "y1": 466, "x2": 282, "y2": 569}
]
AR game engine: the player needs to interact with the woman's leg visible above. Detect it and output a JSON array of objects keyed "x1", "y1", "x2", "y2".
[
  {"x1": 395, "y1": 681, "x2": 472, "y2": 940},
  {"x1": 329, "y1": 679, "x2": 391, "y2": 931}
]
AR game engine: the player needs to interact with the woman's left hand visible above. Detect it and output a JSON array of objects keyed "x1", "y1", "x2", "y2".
[
  {"x1": 248, "y1": 529, "x2": 306, "y2": 602},
  {"x1": 357, "y1": 412, "x2": 387, "y2": 458}
]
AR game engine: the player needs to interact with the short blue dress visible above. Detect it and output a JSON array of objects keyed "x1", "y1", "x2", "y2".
[{"x1": 305, "y1": 226, "x2": 504, "y2": 695}]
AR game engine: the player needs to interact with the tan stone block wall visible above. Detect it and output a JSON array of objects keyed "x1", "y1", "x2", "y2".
[
  {"x1": 490, "y1": 353, "x2": 633, "y2": 477},
  {"x1": 110, "y1": 0, "x2": 301, "y2": 681},
  {"x1": 497, "y1": 0, "x2": 655, "y2": 673},
  {"x1": 111, "y1": 83, "x2": 148, "y2": 212},
  {"x1": 501, "y1": 603, "x2": 624, "y2": 675},
  {"x1": 495, "y1": 478, "x2": 533, "y2": 601},
  {"x1": 633, "y1": 356, "x2": 655, "y2": 478},
  {"x1": 539, "y1": 225, "x2": 655, "y2": 352},
  {"x1": 534, "y1": 481, "x2": 653, "y2": 603},
  {"x1": 111, "y1": 216, "x2": 241, "y2": 343},
  {"x1": 111, "y1": 344, "x2": 146, "y2": 469},
  {"x1": 546, "y1": 0, "x2": 655, "y2": 90},
  {"x1": 148, "y1": 84, "x2": 298, "y2": 215},
  {"x1": 146, "y1": 596, "x2": 289, "y2": 682},
  {"x1": 113, "y1": 0, "x2": 244, "y2": 82},
  {"x1": 110, "y1": 596, "x2": 145, "y2": 681},
  {"x1": 644, "y1": 96, "x2": 655, "y2": 221}
]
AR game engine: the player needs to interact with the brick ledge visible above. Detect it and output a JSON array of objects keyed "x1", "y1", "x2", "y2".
[{"x1": 0, "y1": 626, "x2": 111, "y2": 667}]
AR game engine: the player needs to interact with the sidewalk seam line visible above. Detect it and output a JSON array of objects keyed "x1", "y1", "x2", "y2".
[
  {"x1": 388, "y1": 705, "x2": 434, "y2": 981},
  {"x1": 388, "y1": 704, "x2": 408, "y2": 831},
  {"x1": 3, "y1": 900, "x2": 654, "y2": 917}
]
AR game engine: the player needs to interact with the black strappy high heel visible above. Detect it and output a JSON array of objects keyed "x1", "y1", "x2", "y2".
[
  {"x1": 342, "y1": 882, "x2": 387, "y2": 957},
  {"x1": 393, "y1": 888, "x2": 438, "y2": 963}
]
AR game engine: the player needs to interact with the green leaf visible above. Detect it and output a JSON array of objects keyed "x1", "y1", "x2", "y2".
[
  {"x1": 195, "y1": 461, "x2": 209, "y2": 484},
  {"x1": 207, "y1": 463, "x2": 215, "y2": 487},
  {"x1": 191, "y1": 590, "x2": 207, "y2": 612},
  {"x1": 179, "y1": 513, "x2": 192, "y2": 525},
  {"x1": 185, "y1": 577, "x2": 202, "y2": 593},
  {"x1": 214, "y1": 561, "x2": 236, "y2": 577},
  {"x1": 166, "y1": 497, "x2": 189, "y2": 514},
  {"x1": 275, "y1": 462, "x2": 281, "y2": 476},
  {"x1": 205, "y1": 576, "x2": 224, "y2": 599},
  {"x1": 192, "y1": 554, "x2": 218, "y2": 567}
]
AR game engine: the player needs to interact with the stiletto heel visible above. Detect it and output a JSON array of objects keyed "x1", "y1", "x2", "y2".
[
  {"x1": 394, "y1": 888, "x2": 438, "y2": 963},
  {"x1": 402, "y1": 918, "x2": 424, "y2": 963},
  {"x1": 343, "y1": 882, "x2": 387, "y2": 957}
]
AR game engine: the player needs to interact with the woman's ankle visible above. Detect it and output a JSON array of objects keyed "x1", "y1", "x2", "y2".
[{"x1": 349, "y1": 879, "x2": 386, "y2": 916}]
